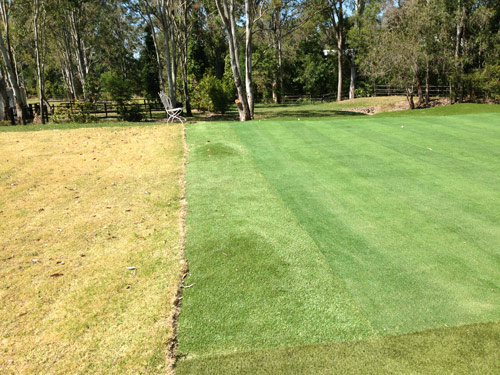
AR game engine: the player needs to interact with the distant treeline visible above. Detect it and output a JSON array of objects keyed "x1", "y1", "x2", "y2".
[{"x1": 0, "y1": 0, "x2": 499, "y2": 124}]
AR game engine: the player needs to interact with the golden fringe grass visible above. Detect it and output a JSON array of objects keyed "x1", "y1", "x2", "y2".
[{"x1": 0, "y1": 124, "x2": 184, "y2": 374}]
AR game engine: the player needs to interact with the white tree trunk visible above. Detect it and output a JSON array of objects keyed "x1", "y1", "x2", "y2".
[
  {"x1": 349, "y1": 60, "x2": 356, "y2": 99},
  {"x1": 34, "y1": 0, "x2": 45, "y2": 124},
  {"x1": 0, "y1": 35, "x2": 25, "y2": 124},
  {"x1": 245, "y1": 0, "x2": 254, "y2": 117},
  {"x1": 215, "y1": 0, "x2": 251, "y2": 121}
]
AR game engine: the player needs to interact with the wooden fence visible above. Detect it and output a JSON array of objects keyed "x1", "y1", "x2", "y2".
[
  {"x1": 373, "y1": 85, "x2": 450, "y2": 97},
  {"x1": 8, "y1": 98, "x2": 166, "y2": 124}
]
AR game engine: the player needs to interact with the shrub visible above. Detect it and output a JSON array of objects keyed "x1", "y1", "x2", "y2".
[
  {"x1": 191, "y1": 73, "x2": 232, "y2": 114},
  {"x1": 119, "y1": 103, "x2": 144, "y2": 122},
  {"x1": 100, "y1": 71, "x2": 133, "y2": 104},
  {"x1": 52, "y1": 101, "x2": 96, "y2": 123},
  {"x1": 101, "y1": 71, "x2": 144, "y2": 121}
]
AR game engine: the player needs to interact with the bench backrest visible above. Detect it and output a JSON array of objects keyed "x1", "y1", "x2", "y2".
[{"x1": 158, "y1": 92, "x2": 173, "y2": 110}]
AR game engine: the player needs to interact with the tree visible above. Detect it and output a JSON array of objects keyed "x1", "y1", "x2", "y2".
[
  {"x1": 214, "y1": 0, "x2": 253, "y2": 121},
  {"x1": 325, "y1": 0, "x2": 345, "y2": 101},
  {"x1": 0, "y1": 0, "x2": 27, "y2": 124},
  {"x1": 33, "y1": 0, "x2": 47, "y2": 123},
  {"x1": 139, "y1": 25, "x2": 161, "y2": 99}
]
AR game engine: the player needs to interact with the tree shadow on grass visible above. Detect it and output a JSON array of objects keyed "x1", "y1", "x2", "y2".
[
  {"x1": 188, "y1": 108, "x2": 366, "y2": 122},
  {"x1": 255, "y1": 109, "x2": 367, "y2": 120}
]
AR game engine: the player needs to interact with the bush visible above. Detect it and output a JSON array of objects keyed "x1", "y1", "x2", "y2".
[
  {"x1": 101, "y1": 71, "x2": 144, "y2": 122},
  {"x1": 52, "y1": 100, "x2": 97, "y2": 123},
  {"x1": 119, "y1": 103, "x2": 144, "y2": 122},
  {"x1": 191, "y1": 73, "x2": 232, "y2": 114},
  {"x1": 100, "y1": 72, "x2": 133, "y2": 104}
]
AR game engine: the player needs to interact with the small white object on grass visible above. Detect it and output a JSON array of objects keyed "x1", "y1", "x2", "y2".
[
  {"x1": 298, "y1": 118, "x2": 300, "y2": 121},
  {"x1": 126, "y1": 266, "x2": 136, "y2": 270},
  {"x1": 401, "y1": 125, "x2": 404, "y2": 128}
]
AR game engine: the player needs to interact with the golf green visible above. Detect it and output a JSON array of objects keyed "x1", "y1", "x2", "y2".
[{"x1": 177, "y1": 110, "x2": 500, "y2": 372}]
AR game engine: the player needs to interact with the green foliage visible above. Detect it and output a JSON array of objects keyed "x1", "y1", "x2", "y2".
[
  {"x1": 295, "y1": 39, "x2": 335, "y2": 96},
  {"x1": 191, "y1": 73, "x2": 232, "y2": 113},
  {"x1": 471, "y1": 64, "x2": 500, "y2": 100},
  {"x1": 139, "y1": 25, "x2": 161, "y2": 100},
  {"x1": 100, "y1": 71, "x2": 133, "y2": 104},
  {"x1": 83, "y1": 74, "x2": 102, "y2": 103},
  {"x1": 52, "y1": 101, "x2": 97, "y2": 123},
  {"x1": 100, "y1": 71, "x2": 142, "y2": 121},
  {"x1": 119, "y1": 103, "x2": 144, "y2": 122},
  {"x1": 44, "y1": 68, "x2": 67, "y2": 99},
  {"x1": 354, "y1": 82, "x2": 374, "y2": 98}
]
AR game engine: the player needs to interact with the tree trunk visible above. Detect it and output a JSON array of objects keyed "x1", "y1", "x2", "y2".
[
  {"x1": 0, "y1": 70, "x2": 10, "y2": 121},
  {"x1": 215, "y1": 0, "x2": 251, "y2": 121},
  {"x1": 146, "y1": 13, "x2": 165, "y2": 93},
  {"x1": 272, "y1": 77, "x2": 278, "y2": 103},
  {"x1": 349, "y1": 58, "x2": 356, "y2": 99},
  {"x1": 244, "y1": 0, "x2": 254, "y2": 118},
  {"x1": 34, "y1": 0, "x2": 45, "y2": 124},
  {"x1": 416, "y1": 74, "x2": 423, "y2": 107},
  {"x1": 337, "y1": 36, "x2": 343, "y2": 101},
  {"x1": 278, "y1": 35, "x2": 284, "y2": 104},
  {"x1": 425, "y1": 61, "x2": 430, "y2": 106},
  {"x1": 406, "y1": 84, "x2": 415, "y2": 109},
  {"x1": 0, "y1": 35, "x2": 25, "y2": 124},
  {"x1": 68, "y1": 10, "x2": 88, "y2": 98}
]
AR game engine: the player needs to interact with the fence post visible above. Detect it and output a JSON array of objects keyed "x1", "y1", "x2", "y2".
[
  {"x1": 104, "y1": 103, "x2": 108, "y2": 118},
  {"x1": 149, "y1": 102, "x2": 152, "y2": 119}
]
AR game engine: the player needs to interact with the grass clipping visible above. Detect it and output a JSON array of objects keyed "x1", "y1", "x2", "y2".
[{"x1": 0, "y1": 124, "x2": 185, "y2": 374}]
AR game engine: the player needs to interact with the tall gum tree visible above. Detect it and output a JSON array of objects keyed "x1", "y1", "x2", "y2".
[
  {"x1": 0, "y1": 0, "x2": 26, "y2": 124},
  {"x1": 326, "y1": 0, "x2": 344, "y2": 101},
  {"x1": 215, "y1": 0, "x2": 252, "y2": 121}
]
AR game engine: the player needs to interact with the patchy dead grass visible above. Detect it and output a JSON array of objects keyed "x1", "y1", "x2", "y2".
[{"x1": 0, "y1": 124, "x2": 185, "y2": 374}]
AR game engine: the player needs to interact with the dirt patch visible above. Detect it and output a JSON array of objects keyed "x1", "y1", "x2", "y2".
[{"x1": 341, "y1": 97, "x2": 452, "y2": 115}]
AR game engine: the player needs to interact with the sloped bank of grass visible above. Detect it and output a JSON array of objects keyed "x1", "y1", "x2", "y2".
[
  {"x1": 177, "y1": 110, "x2": 500, "y2": 373},
  {"x1": 0, "y1": 124, "x2": 185, "y2": 374}
]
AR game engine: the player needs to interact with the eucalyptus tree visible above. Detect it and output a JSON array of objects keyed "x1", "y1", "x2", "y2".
[
  {"x1": 144, "y1": 0, "x2": 179, "y2": 104},
  {"x1": 215, "y1": 0, "x2": 269, "y2": 120},
  {"x1": 214, "y1": 0, "x2": 252, "y2": 120},
  {"x1": 360, "y1": 0, "x2": 426, "y2": 109},
  {"x1": 325, "y1": 0, "x2": 345, "y2": 101},
  {"x1": 259, "y1": 0, "x2": 308, "y2": 103},
  {"x1": 0, "y1": 0, "x2": 27, "y2": 123},
  {"x1": 33, "y1": 0, "x2": 47, "y2": 123},
  {"x1": 346, "y1": 0, "x2": 364, "y2": 99}
]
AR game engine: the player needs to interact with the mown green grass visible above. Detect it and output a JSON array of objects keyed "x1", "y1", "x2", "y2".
[
  {"x1": 177, "y1": 109, "x2": 500, "y2": 373},
  {"x1": 374, "y1": 102, "x2": 500, "y2": 117},
  {"x1": 179, "y1": 321, "x2": 500, "y2": 374}
]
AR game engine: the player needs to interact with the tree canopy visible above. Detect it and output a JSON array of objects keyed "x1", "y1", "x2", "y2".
[{"x1": 0, "y1": 0, "x2": 499, "y2": 122}]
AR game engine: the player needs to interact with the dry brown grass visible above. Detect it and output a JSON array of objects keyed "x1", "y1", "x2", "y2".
[{"x1": 0, "y1": 124, "x2": 185, "y2": 374}]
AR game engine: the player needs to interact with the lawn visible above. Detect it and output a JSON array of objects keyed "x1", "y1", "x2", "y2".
[
  {"x1": 177, "y1": 104, "x2": 500, "y2": 373},
  {"x1": 0, "y1": 124, "x2": 185, "y2": 374}
]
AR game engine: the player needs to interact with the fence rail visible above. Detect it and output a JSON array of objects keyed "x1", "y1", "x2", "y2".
[
  {"x1": 8, "y1": 98, "x2": 166, "y2": 124},
  {"x1": 373, "y1": 85, "x2": 450, "y2": 97}
]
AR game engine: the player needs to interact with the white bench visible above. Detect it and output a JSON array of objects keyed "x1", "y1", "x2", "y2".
[{"x1": 159, "y1": 92, "x2": 186, "y2": 124}]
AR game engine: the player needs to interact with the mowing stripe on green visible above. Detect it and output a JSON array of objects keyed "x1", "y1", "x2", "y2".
[
  {"x1": 177, "y1": 110, "x2": 500, "y2": 371},
  {"x1": 177, "y1": 320, "x2": 500, "y2": 374},
  {"x1": 178, "y1": 122, "x2": 374, "y2": 358},
  {"x1": 234, "y1": 113, "x2": 500, "y2": 334}
]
